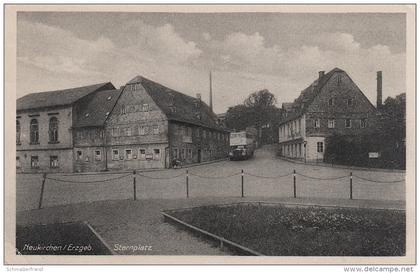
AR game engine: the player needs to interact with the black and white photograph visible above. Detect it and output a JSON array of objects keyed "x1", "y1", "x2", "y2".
[{"x1": 4, "y1": 4, "x2": 416, "y2": 267}]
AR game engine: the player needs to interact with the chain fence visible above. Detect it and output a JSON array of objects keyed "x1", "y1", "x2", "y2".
[{"x1": 24, "y1": 167, "x2": 405, "y2": 210}]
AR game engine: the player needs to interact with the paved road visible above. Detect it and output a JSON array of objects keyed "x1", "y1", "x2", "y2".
[{"x1": 16, "y1": 145, "x2": 406, "y2": 211}]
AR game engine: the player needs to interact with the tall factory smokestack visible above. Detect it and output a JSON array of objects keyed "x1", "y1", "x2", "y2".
[
  {"x1": 209, "y1": 71, "x2": 213, "y2": 112},
  {"x1": 377, "y1": 71, "x2": 382, "y2": 109}
]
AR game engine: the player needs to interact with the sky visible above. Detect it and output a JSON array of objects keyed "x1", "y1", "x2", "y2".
[{"x1": 17, "y1": 12, "x2": 406, "y2": 114}]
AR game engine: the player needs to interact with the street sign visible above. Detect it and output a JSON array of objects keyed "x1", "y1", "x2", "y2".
[{"x1": 369, "y1": 152, "x2": 380, "y2": 158}]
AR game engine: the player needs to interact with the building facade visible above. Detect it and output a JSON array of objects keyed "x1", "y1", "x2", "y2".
[
  {"x1": 278, "y1": 68, "x2": 380, "y2": 162},
  {"x1": 17, "y1": 76, "x2": 229, "y2": 173},
  {"x1": 16, "y1": 82, "x2": 116, "y2": 173}
]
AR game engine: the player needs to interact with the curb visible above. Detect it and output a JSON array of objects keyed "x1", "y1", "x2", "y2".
[
  {"x1": 161, "y1": 211, "x2": 264, "y2": 256},
  {"x1": 279, "y1": 157, "x2": 406, "y2": 173}
]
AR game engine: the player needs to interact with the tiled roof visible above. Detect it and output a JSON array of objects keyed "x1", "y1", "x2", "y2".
[
  {"x1": 279, "y1": 68, "x2": 341, "y2": 124},
  {"x1": 128, "y1": 76, "x2": 226, "y2": 131},
  {"x1": 17, "y1": 82, "x2": 115, "y2": 111},
  {"x1": 73, "y1": 89, "x2": 122, "y2": 128}
]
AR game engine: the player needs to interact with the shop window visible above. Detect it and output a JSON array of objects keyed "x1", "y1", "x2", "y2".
[
  {"x1": 112, "y1": 150, "x2": 119, "y2": 160},
  {"x1": 50, "y1": 156, "x2": 59, "y2": 168},
  {"x1": 153, "y1": 149, "x2": 160, "y2": 160},
  {"x1": 125, "y1": 149, "x2": 133, "y2": 160},
  {"x1": 95, "y1": 150, "x2": 102, "y2": 161},
  {"x1": 139, "y1": 149, "x2": 146, "y2": 159},
  {"x1": 31, "y1": 156, "x2": 39, "y2": 168}
]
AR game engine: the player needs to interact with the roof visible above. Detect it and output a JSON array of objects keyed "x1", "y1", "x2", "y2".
[
  {"x1": 73, "y1": 89, "x2": 122, "y2": 128},
  {"x1": 17, "y1": 82, "x2": 115, "y2": 111},
  {"x1": 279, "y1": 68, "x2": 342, "y2": 124},
  {"x1": 127, "y1": 75, "x2": 225, "y2": 131}
]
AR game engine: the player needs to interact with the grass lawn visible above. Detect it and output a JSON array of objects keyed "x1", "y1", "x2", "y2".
[{"x1": 168, "y1": 204, "x2": 405, "y2": 256}]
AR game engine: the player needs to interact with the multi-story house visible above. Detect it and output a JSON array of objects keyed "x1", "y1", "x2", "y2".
[
  {"x1": 16, "y1": 82, "x2": 116, "y2": 173},
  {"x1": 16, "y1": 75, "x2": 230, "y2": 173},
  {"x1": 278, "y1": 68, "x2": 380, "y2": 162},
  {"x1": 105, "y1": 75, "x2": 230, "y2": 170}
]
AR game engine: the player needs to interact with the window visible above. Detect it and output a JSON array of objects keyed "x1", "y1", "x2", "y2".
[
  {"x1": 317, "y1": 142, "x2": 324, "y2": 153},
  {"x1": 112, "y1": 128, "x2": 119, "y2": 137},
  {"x1": 181, "y1": 148, "x2": 185, "y2": 159},
  {"x1": 196, "y1": 128, "x2": 200, "y2": 137},
  {"x1": 328, "y1": 98, "x2": 334, "y2": 106},
  {"x1": 314, "y1": 119, "x2": 320, "y2": 128},
  {"x1": 112, "y1": 149, "x2": 119, "y2": 160},
  {"x1": 328, "y1": 119, "x2": 335, "y2": 128},
  {"x1": 76, "y1": 150, "x2": 83, "y2": 160},
  {"x1": 50, "y1": 156, "x2": 59, "y2": 168},
  {"x1": 361, "y1": 118, "x2": 367, "y2": 128},
  {"x1": 188, "y1": 149, "x2": 192, "y2": 159},
  {"x1": 153, "y1": 149, "x2": 160, "y2": 160},
  {"x1": 347, "y1": 98, "x2": 353, "y2": 106},
  {"x1": 139, "y1": 149, "x2": 146, "y2": 159},
  {"x1": 337, "y1": 75, "x2": 342, "y2": 86},
  {"x1": 173, "y1": 148, "x2": 178, "y2": 159},
  {"x1": 153, "y1": 125, "x2": 159, "y2": 135},
  {"x1": 139, "y1": 126, "x2": 146, "y2": 135},
  {"x1": 49, "y1": 117, "x2": 59, "y2": 143},
  {"x1": 31, "y1": 156, "x2": 39, "y2": 168},
  {"x1": 95, "y1": 150, "x2": 102, "y2": 161},
  {"x1": 30, "y1": 119, "x2": 39, "y2": 144},
  {"x1": 126, "y1": 127, "x2": 132, "y2": 136},
  {"x1": 345, "y1": 119, "x2": 352, "y2": 128},
  {"x1": 121, "y1": 105, "x2": 126, "y2": 114},
  {"x1": 125, "y1": 149, "x2": 132, "y2": 160},
  {"x1": 16, "y1": 120, "x2": 21, "y2": 145},
  {"x1": 16, "y1": 157, "x2": 21, "y2": 169},
  {"x1": 142, "y1": 104, "x2": 149, "y2": 112}
]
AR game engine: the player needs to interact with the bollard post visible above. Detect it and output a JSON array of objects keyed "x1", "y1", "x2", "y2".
[
  {"x1": 350, "y1": 172, "x2": 353, "y2": 200},
  {"x1": 186, "y1": 170, "x2": 189, "y2": 198},
  {"x1": 241, "y1": 169, "x2": 244, "y2": 198},
  {"x1": 38, "y1": 173, "x2": 47, "y2": 209},
  {"x1": 293, "y1": 170, "x2": 296, "y2": 198},
  {"x1": 133, "y1": 170, "x2": 137, "y2": 200}
]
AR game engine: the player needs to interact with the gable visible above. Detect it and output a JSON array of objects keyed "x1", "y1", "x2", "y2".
[
  {"x1": 306, "y1": 71, "x2": 378, "y2": 114},
  {"x1": 105, "y1": 83, "x2": 167, "y2": 126}
]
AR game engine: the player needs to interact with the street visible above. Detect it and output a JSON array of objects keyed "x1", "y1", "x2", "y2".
[{"x1": 16, "y1": 145, "x2": 406, "y2": 211}]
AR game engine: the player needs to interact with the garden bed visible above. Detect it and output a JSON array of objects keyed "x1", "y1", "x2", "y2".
[{"x1": 165, "y1": 203, "x2": 405, "y2": 256}]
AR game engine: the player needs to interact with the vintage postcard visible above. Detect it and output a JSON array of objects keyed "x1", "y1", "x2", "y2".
[{"x1": 4, "y1": 4, "x2": 416, "y2": 266}]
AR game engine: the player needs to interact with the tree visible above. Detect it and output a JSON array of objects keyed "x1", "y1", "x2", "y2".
[{"x1": 225, "y1": 89, "x2": 283, "y2": 144}]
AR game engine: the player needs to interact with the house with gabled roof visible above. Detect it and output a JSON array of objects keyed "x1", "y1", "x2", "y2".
[
  {"x1": 278, "y1": 68, "x2": 381, "y2": 162},
  {"x1": 103, "y1": 75, "x2": 230, "y2": 170},
  {"x1": 16, "y1": 82, "x2": 116, "y2": 172}
]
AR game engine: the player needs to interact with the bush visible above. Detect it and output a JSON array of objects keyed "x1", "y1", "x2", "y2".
[{"x1": 324, "y1": 134, "x2": 405, "y2": 169}]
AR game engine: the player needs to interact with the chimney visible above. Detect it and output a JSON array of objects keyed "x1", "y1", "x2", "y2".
[
  {"x1": 318, "y1": 71, "x2": 325, "y2": 80},
  {"x1": 209, "y1": 71, "x2": 213, "y2": 112},
  {"x1": 377, "y1": 71, "x2": 382, "y2": 109}
]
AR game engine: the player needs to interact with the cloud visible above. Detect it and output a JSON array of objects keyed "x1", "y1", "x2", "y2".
[
  {"x1": 122, "y1": 20, "x2": 202, "y2": 65},
  {"x1": 17, "y1": 20, "x2": 115, "y2": 77},
  {"x1": 313, "y1": 32, "x2": 361, "y2": 52},
  {"x1": 202, "y1": 32, "x2": 211, "y2": 41}
]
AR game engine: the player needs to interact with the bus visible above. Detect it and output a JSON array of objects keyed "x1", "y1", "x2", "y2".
[{"x1": 229, "y1": 129, "x2": 257, "y2": 160}]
